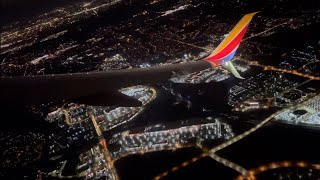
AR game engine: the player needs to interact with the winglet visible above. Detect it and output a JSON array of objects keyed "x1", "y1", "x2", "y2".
[
  {"x1": 204, "y1": 12, "x2": 258, "y2": 78},
  {"x1": 222, "y1": 61, "x2": 244, "y2": 79},
  {"x1": 204, "y1": 12, "x2": 258, "y2": 64}
]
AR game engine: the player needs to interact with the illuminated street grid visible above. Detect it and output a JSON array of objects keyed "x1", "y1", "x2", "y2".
[
  {"x1": 1, "y1": 0, "x2": 121, "y2": 55},
  {"x1": 274, "y1": 94, "x2": 320, "y2": 126},
  {"x1": 108, "y1": 118, "x2": 234, "y2": 159},
  {"x1": 44, "y1": 86, "x2": 155, "y2": 158},
  {"x1": 46, "y1": 106, "x2": 97, "y2": 157},
  {"x1": 153, "y1": 94, "x2": 320, "y2": 180},
  {"x1": 228, "y1": 72, "x2": 296, "y2": 107},
  {"x1": 169, "y1": 60, "x2": 250, "y2": 84},
  {"x1": 77, "y1": 141, "x2": 118, "y2": 180},
  {"x1": 91, "y1": 85, "x2": 157, "y2": 131},
  {"x1": 44, "y1": 85, "x2": 156, "y2": 179},
  {"x1": 229, "y1": 72, "x2": 317, "y2": 112}
]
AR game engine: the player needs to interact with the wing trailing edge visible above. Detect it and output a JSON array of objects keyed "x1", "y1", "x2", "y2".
[{"x1": 72, "y1": 91, "x2": 142, "y2": 107}]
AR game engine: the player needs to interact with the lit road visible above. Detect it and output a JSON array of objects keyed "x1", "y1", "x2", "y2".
[{"x1": 154, "y1": 94, "x2": 320, "y2": 179}]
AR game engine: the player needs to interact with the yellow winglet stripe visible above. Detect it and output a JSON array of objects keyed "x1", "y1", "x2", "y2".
[{"x1": 209, "y1": 12, "x2": 258, "y2": 57}]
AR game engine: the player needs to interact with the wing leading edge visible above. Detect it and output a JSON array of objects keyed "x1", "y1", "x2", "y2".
[{"x1": 0, "y1": 61, "x2": 211, "y2": 107}]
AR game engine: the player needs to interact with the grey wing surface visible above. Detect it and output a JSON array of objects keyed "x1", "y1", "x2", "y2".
[{"x1": 0, "y1": 61, "x2": 210, "y2": 107}]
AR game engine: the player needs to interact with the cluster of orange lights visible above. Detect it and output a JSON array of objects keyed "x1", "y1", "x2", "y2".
[
  {"x1": 154, "y1": 160, "x2": 320, "y2": 180},
  {"x1": 153, "y1": 153, "x2": 207, "y2": 180},
  {"x1": 238, "y1": 58, "x2": 320, "y2": 80},
  {"x1": 236, "y1": 161, "x2": 320, "y2": 180},
  {"x1": 152, "y1": 100, "x2": 319, "y2": 179}
]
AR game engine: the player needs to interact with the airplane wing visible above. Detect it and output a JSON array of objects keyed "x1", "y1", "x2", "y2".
[
  {"x1": 0, "y1": 61, "x2": 211, "y2": 107},
  {"x1": 0, "y1": 12, "x2": 258, "y2": 107}
]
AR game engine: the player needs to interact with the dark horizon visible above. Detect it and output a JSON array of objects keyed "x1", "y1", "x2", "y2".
[
  {"x1": 0, "y1": 0, "x2": 80, "y2": 25},
  {"x1": 1, "y1": 0, "x2": 319, "y2": 26}
]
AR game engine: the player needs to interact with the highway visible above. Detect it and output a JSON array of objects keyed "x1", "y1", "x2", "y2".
[{"x1": 154, "y1": 94, "x2": 320, "y2": 179}]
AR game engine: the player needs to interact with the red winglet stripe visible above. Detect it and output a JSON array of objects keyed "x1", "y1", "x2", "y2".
[{"x1": 205, "y1": 23, "x2": 249, "y2": 62}]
